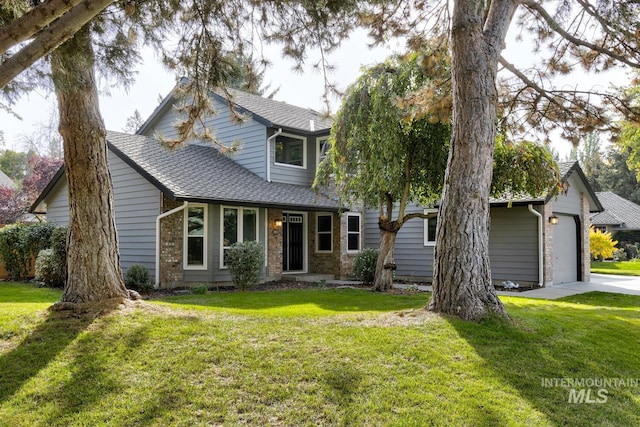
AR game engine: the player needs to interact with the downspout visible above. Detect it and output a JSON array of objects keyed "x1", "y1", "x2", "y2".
[
  {"x1": 155, "y1": 201, "x2": 188, "y2": 288},
  {"x1": 266, "y1": 128, "x2": 283, "y2": 182},
  {"x1": 528, "y1": 204, "x2": 544, "y2": 287}
]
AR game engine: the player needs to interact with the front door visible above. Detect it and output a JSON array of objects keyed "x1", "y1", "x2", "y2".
[{"x1": 283, "y1": 213, "x2": 304, "y2": 272}]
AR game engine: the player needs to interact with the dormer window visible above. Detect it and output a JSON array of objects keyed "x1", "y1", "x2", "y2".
[{"x1": 275, "y1": 134, "x2": 306, "y2": 168}]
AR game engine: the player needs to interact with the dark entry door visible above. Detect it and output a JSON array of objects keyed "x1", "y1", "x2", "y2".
[{"x1": 283, "y1": 213, "x2": 304, "y2": 271}]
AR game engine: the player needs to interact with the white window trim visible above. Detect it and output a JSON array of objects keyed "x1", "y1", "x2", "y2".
[
  {"x1": 346, "y1": 212, "x2": 362, "y2": 254},
  {"x1": 316, "y1": 136, "x2": 329, "y2": 169},
  {"x1": 423, "y1": 208, "x2": 438, "y2": 247},
  {"x1": 220, "y1": 205, "x2": 259, "y2": 269},
  {"x1": 274, "y1": 132, "x2": 307, "y2": 169},
  {"x1": 183, "y1": 203, "x2": 208, "y2": 270},
  {"x1": 315, "y1": 212, "x2": 333, "y2": 253}
]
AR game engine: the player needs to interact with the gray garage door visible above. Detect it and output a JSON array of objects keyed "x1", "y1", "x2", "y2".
[{"x1": 553, "y1": 214, "x2": 578, "y2": 284}]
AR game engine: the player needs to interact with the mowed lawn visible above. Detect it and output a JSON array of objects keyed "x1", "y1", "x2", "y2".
[
  {"x1": 1, "y1": 283, "x2": 639, "y2": 426},
  {"x1": 592, "y1": 260, "x2": 640, "y2": 276}
]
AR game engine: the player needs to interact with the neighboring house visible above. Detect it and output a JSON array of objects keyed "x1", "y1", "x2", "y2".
[
  {"x1": 590, "y1": 191, "x2": 640, "y2": 233},
  {"x1": 32, "y1": 88, "x2": 363, "y2": 288},
  {"x1": 0, "y1": 169, "x2": 16, "y2": 189},
  {"x1": 364, "y1": 162, "x2": 603, "y2": 286}
]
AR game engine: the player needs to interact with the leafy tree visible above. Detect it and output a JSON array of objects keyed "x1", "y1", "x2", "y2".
[
  {"x1": 0, "y1": 149, "x2": 28, "y2": 181},
  {"x1": 316, "y1": 53, "x2": 451, "y2": 291},
  {"x1": 616, "y1": 87, "x2": 640, "y2": 181},
  {"x1": 317, "y1": 52, "x2": 561, "y2": 292},
  {"x1": 590, "y1": 228, "x2": 617, "y2": 261},
  {"x1": 567, "y1": 132, "x2": 604, "y2": 191},
  {"x1": 356, "y1": 1, "x2": 640, "y2": 320},
  {"x1": 598, "y1": 144, "x2": 640, "y2": 204}
]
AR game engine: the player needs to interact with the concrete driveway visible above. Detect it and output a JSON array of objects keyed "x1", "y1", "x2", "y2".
[{"x1": 505, "y1": 273, "x2": 640, "y2": 300}]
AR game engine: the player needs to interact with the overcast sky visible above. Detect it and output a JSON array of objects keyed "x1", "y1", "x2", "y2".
[{"x1": 0, "y1": 26, "x2": 631, "y2": 158}]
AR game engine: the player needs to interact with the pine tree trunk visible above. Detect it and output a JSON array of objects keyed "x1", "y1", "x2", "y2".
[
  {"x1": 50, "y1": 25, "x2": 129, "y2": 304},
  {"x1": 373, "y1": 229, "x2": 397, "y2": 292},
  {"x1": 428, "y1": 1, "x2": 514, "y2": 321}
]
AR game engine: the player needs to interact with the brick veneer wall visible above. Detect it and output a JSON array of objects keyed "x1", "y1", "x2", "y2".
[
  {"x1": 159, "y1": 196, "x2": 184, "y2": 288},
  {"x1": 308, "y1": 212, "x2": 340, "y2": 276},
  {"x1": 267, "y1": 209, "x2": 283, "y2": 278},
  {"x1": 338, "y1": 212, "x2": 361, "y2": 279},
  {"x1": 543, "y1": 202, "x2": 554, "y2": 286}
]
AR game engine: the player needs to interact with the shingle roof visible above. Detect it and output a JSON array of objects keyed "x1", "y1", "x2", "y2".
[
  {"x1": 106, "y1": 131, "x2": 340, "y2": 210},
  {"x1": 591, "y1": 191, "x2": 640, "y2": 230},
  {"x1": 212, "y1": 89, "x2": 333, "y2": 133},
  {"x1": 0, "y1": 170, "x2": 15, "y2": 189}
]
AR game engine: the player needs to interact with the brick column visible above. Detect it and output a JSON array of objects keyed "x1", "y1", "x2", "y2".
[
  {"x1": 159, "y1": 196, "x2": 184, "y2": 288},
  {"x1": 581, "y1": 194, "x2": 591, "y2": 282},
  {"x1": 543, "y1": 202, "x2": 554, "y2": 286},
  {"x1": 267, "y1": 209, "x2": 283, "y2": 278},
  {"x1": 308, "y1": 212, "x2": 340, "y2": 275}
]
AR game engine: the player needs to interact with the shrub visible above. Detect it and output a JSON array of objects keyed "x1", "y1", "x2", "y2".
[
  {"x1": 192, "y1": 284, "x2": 208, "y2": 294},
  {"x1": 613, "y1": 248, "x2": 628, "y2": 262},
  {"x1": 0, "y1": 224, "x2": 31, "y2": 280},
  {"x1": 125, "y1": 264, "x2": 154, "y2": 293},
  {"x1": 226, "y1": 241, "x2": 265, "y2": 290},
  {"x1": 590, "y1": 228, "x2": 617, "y2": 261},
  {"x1": 24, "y1": 222, "x2": 56, "y2": 259},
  {"x1": 353, "y1": 248, "x2": 379, "y2": 283},
  {"x1": 620, "y1": 243, "x2": 639, "y2": 260},
  {"x1": 35, "y1": 248, "x2": 65, "y2": 288}
]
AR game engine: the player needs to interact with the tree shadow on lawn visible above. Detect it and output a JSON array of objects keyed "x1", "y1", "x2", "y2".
[
  {"x1": 0, "y1": 309, "x2": 94, "y2": 405},
  {"x1": 156, "y1": 288, "x2": 426, "y2": 314},
  {"x1": 449, "y1": 293, "x2": 640, "y2": 425}
]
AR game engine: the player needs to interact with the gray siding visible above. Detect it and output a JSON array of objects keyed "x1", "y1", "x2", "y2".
[
  {"x1": 109, "y1": 152, "x2": 161, "y2": 277},
  {"x1": 364, "y1": 204, "x2": 540, "y2": 283},
  {"x1": 43, "y1": 152, "x2": 162, "y2": 278},
  {"x1": 269, "y1": 132, "x2": 319, "y2": 186},
  {"x1": 141, "y1": 99, "x2": 268, "y2": 179}
]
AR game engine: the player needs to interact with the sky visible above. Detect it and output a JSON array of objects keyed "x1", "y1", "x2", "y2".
[{"x1": 0, "y1": 26, "x2": 632, "y2": 159}]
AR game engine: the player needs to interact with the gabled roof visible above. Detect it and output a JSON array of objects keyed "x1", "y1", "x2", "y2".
[
  {"x1": 0, "y1": 169, "x2": 16, "y2": 189},
  {"x1": 138, "y1": 84, "x2": 333, "y2": 136},
  {"x1": 32, "y1": 131, "x2": 341, "y2": 213},
  {"x1": 591, "y1": 191, "x2": 640, "y2": 230},
  {"x1": 489, "y1": 161, "x2": 603, "y2": 212}
]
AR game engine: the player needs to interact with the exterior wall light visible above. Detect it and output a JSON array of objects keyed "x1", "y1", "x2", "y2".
[
  {"x1": 549, "y1": 215, "x2": 559, "y2": 225},
  {"x1": 274, "y1": 219, "x2": 283, "y2": 228}
]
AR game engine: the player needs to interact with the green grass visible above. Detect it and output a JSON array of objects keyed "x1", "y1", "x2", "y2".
[
  {"x1": 592, "y1": 260, "x2": 640, "y2": 276},
  {"x1": 1, "y1": 282, "x2": 639, "y2": 426}
]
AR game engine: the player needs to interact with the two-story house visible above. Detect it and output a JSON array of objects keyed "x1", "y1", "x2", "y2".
[{"x1": 31, "y1": 87, "x2": 362, "y2": 288}]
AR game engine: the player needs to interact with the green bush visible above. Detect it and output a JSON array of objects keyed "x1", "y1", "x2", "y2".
[
  {"x1": 613, "y1": 248, "x2": 628, "y2": 262},
  {"x1": 353, "y1": 248, "x2": 379, "y2": 283},
  {"x1": 0, "y1": 224, "x2": 31, "y2": 280},
  {"x1": 24, "y1": 222, "x2": 56, "y2": 259},
  {"x1": 192, "y1": 284, "x2": 208, "y2": 294},
  {"x1": 35, "y1": 248, "x2": 65, "y2": 288},
  {"x1": 226, "y1": 241, "x2": 265, "y2": 290},
  {"x1": 125, "y1": 264, "x2": 154, "y2": 293}
]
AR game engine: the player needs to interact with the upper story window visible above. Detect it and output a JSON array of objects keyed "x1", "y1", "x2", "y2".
[
  {"x1": 316, "y1": 137, "x2": 329, "y2": 168},
  {"x1": 423, "y1": 208, "x2": 438, "y2": 246},
  {"x1": 184, "y1": 204, "x2": 207, "y2": 270},
  {"x1": 275, "y1": 134, "x2": 306, "y2": 168}
]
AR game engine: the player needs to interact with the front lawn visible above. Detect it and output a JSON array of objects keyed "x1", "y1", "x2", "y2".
[
  {"x1": 1, "y1": 282, "x2": 639, "y2": 426},
  {"x1": 591, "y1": 260, "x2": 640, "y2": 276}
]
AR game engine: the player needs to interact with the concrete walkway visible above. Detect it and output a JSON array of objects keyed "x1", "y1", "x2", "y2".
[{"x1": 390, "y1": 274, "x2": 640, "y2": 300}]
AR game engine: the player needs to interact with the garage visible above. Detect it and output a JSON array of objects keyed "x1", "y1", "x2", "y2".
[{"x1": 553, "y1": 214, "x2": 579, "y2": 284}]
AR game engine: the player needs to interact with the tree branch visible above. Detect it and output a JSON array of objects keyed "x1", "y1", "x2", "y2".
[
  {"x1": 0, "y1": 0, "x2": 115, "y2": 90},
  {"x1": 0, "y1": 0, "x2": 85, "y2": 56},
  {"x1": 521, "y1": 0, "x2": 640, "y2": 69},
  {"x1": 402, "y1": 212, "x2": 431, "y2": 222}
]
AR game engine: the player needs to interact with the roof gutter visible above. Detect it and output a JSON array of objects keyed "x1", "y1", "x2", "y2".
[
  {"x1": 266, "y1": 128, "x2": 283, "y2": 182},
  {"x1": 155, "y1": 201, "x2": 188, "y2": 288},
  {"x1": 528, "y1": 204, "x2": 544, "y2": 287}
]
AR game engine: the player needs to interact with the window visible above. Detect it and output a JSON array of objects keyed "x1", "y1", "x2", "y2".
[
  {"x1": 316, "y1": 137, "x2": 329, "y2": 168},
  {"x1": 316, "y1": 214, "x2": 333, "y2": 252},
  {"x1": 347, "y1": 213, "x2": 361, "y2": 252},
  {"x1": 423, "y1": 209, "x2": 438, "y2": 246},
  {"x1": 221, "y1": 206, "x2": 258, "y2": 267},
  {"x1": 275, "y1": 134, "x2": 306, "y2": 168},
  {"x1": 184, "y1": 204, "x2": 207, "y2": 269}
]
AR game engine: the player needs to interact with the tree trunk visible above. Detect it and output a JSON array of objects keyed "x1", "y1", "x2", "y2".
[
  {"x1": 50, "y1": 25, "x2": 129, "y2": 304},
  {"x1": 373, "y1": 229, "x2": 397, "y2": 292},
  {"x1": 428, "y1": 1, "x2": 515, "y2": 321}
]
